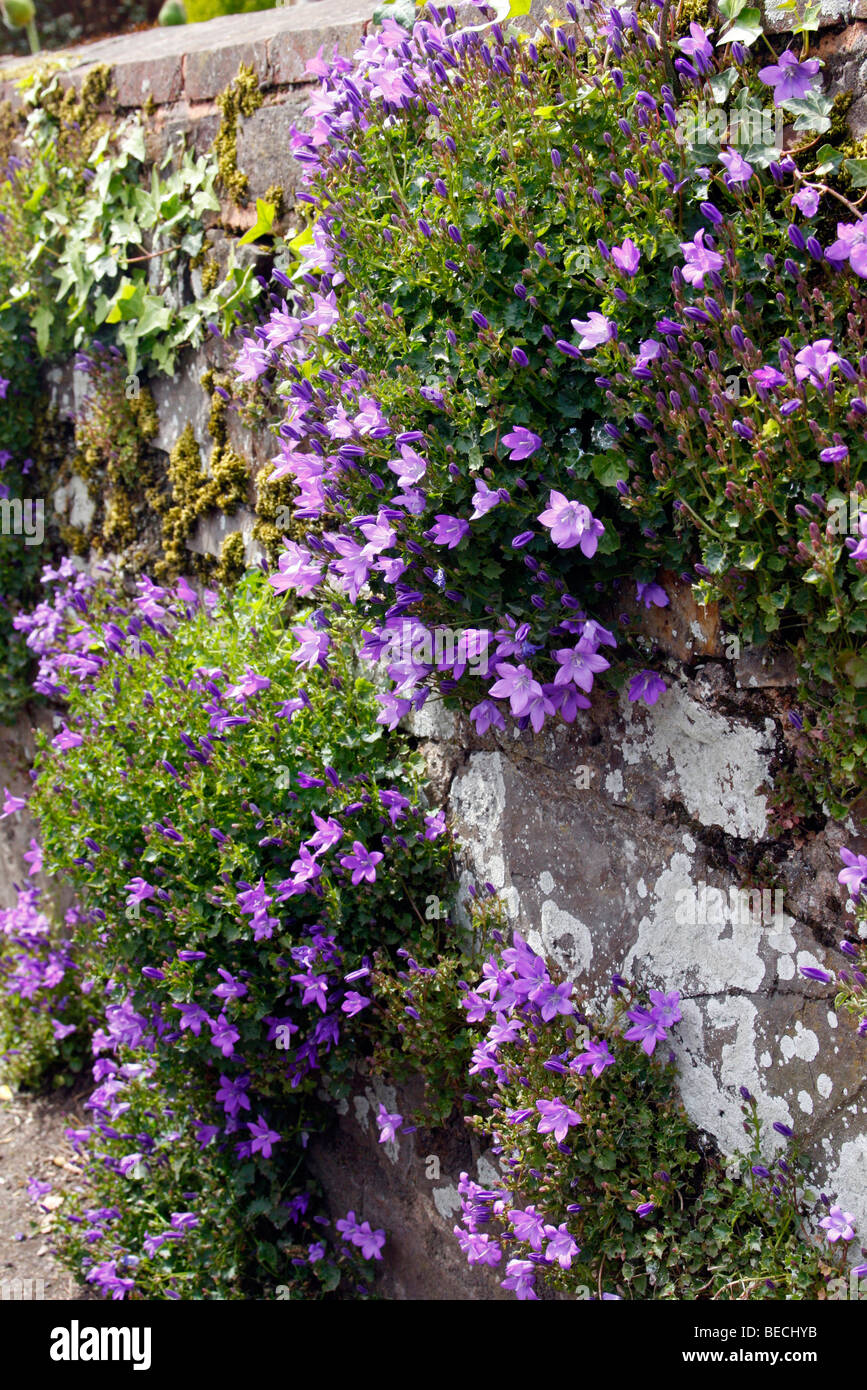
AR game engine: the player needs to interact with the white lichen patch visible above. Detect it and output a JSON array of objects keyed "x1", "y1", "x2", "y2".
[
  {"x1": 623, "y1": 854, "x2": 767, "y2": 995},
  {"x1": 779, "y1": 1023, "x2": 820, "y2": 1064},
  {"x1": 539, "y1": 900, "x2": 593, "y2": 977},
  {"x1": 432, "y1": 1185, "x2": 462, "y2": 1222},
  {"x1": 825, "y1": 1136, "x2": 867, "y2": 1243},
  {"x1": 619, "y1": 684, "x2": 773, "y2": 837}
]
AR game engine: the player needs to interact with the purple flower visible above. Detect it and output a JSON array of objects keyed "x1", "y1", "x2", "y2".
[
  {"x1": 570, "y1": 312, "x2": 615, "y2": 350},
  {"x1": 718, "y1": 148, "x2": 753, "y2": 187},
  {"x1": 536, "y1": 1097, "x2": 582, "y2": 1142},
  {"x1": 248, "y1": 1115, "x2": 281, "y2": 1158},
  {"x1": 376, "y1": 1103, "x2": 403, "y2": 1144},
  {"x1": 571, "y1": 1037, "x2": 615, "y2": 1077},
  {"x1": 488, "y1": 662, "x2": 542, "y2": 718},
  {"x1": 341, "y1": 990, "x2": 370, "y2": 1017},
  {"x1": 120, "y1": 876, "x2": 154, "y2": 907},
  {"x1": 627, "y1": 670, "x2": 666, "y2": 706},
  {"x1": 429, "y1": 515, "x2": 470, "y2": 549},
  {"x1": 751, "y1": 365, "x2": 787, "y2": 390},
  {"x1": 800, "y1": 966, "x2": 833, "y2": 983},
  {"x1": 470, "y1": 479, "x2": 502, "y2": 520},
  {"x1": 759, "y1": 49, "x2": 821, "y2": 105},
  {"x1": 794, "y1": 340, "x2": 839, "y2": 387},
  {"x1": 792, "y1": 187, "x2": 820, "y2": 219},
  {"x1": 680, "y1": 229, "x2": 724, "y2": 288},
  {"x1": 1, "y1": 789, "x2": 28, "y2": 817},
  {"x1": 501, "y1": 425, "x2": 542, "y2": 461},
  {"x1": 543, "y1": 1223, "x2": 580, "y2": 1268},
  {"x1": 339, "y1": 840, "x2": 384, "y2": 885},
  {"x1": 819, "y1": 1205, "x2": 856, "y2": 1242},
  {"x1": 208, "y1": 1014, "x2": 240, "y2": 1057},
  {"x1": 677, "y1": 22, "x2": 714, "y2": 73},
  {"x1": 501, "y1": 1257, "x2": 537, "y2": 1299},
  {"x1": 636, "y1": 580, "x2": 668, "y2": 609},
  {"x1": 635, "y1": 1202, "x2": 655, "y2": 1217},
  {"x1": 624, "y1": 1007, "x2": 669, "y2": 1054},
  {"x1": 508, "y1": 1206, "x2": 547, "y2": 1250},
  {"x1": 553, "y1": 641, "x2": 610, "y2": 692},
  {"x1": 291, "y1": 624, "x2": 331, "y2": 669},
  {"x1": 537, "y1": 490, "x2": 605, "y2": 556},
  {"x1": 839, "y1": 847, "x2": 867, "y2": 897},
  {"x1": 611, "y1": 238, "x2": 641, "y2": 276},
  {"x1": 470, "y1": 698, "x2": 506, "y2": 735},
  {"x1": 649, "y1": 989, "x2": 682, "y2": 1026},
  {"x1": 826, "y1": 221, "x2": 867, "y2": 277}
]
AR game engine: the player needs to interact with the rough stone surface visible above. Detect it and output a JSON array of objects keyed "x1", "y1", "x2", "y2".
[
  {"x1": 437, "y1": 670, "x2": 867, "y2": 1241},
  {"x1": 307, "y1": 1069, "x2": 509, "y2": 1299}
]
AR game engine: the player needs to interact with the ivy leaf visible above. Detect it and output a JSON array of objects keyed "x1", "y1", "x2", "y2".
[
  {"x1": 716, "y1": 9, "x2": 763, "y2": 46},
  {"x1": 781, "y1": 91, "x2": 833, "y2": 134},
  {"x1": 32, "y1": 305, "x2": 52, "y2": 355},
  {"x1": 708, "y1": 67, "x2": 740, "y2": 105},
  {"x1": 238, "y1": 198, "x2": 276, "y2": 247},
  {"x1": 813, "y1": 144, "x2": 844, "y2": 177},
  {"x1": 844, "y1": 157, "x2": 867, "y2": 188}
]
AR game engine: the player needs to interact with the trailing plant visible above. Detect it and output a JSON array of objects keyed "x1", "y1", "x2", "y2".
[
  {"x1": 452, "y1": 926, "x2": 855, "y2": 1300},
  {"x1": 6, "y1": 561, "x2": 455, "y2": 1296},
  {"x1": 229, "y1": 0, "x2": 867, "y2": 820}
]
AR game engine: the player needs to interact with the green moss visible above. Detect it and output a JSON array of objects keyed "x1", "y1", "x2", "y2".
[
  {"x1": 59, "y1": 523, "x2": 90, "y2": 558},
  {"x1": 213, "y1": 63, "x2": 264, "y2": 207},
  {"x1": 157, "y1": 406, "x2": 250, "y2": 581},
  {"x1": 830, "y1": 91, "x2": 856, "y2": 148},
  {"x1": 263, "y1": 183, "x2": 286, "y2": 219},
  {"x1": 200, "y1": 257, "x2": 221, "y2": 292},
  {"x1": 215, "y1": 530, "x2": 246, "y2": 587}
]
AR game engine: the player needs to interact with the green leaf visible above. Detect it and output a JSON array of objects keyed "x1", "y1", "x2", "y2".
[
  {"x1": 717, "y1": 9, "x2": 763, "y2": 46},
  {"x1": 813, "y1": 144, "x2": 844, "y2": 177},
  {"x1": 23, "y1": 180, "x2": 48, "y2": 212},
  {"x1": 32, "y1": 305, "x2": 52, "y2": 355},
  {"x1": 708, "y1": 68, "x2": 739, "y2": 105},
  {"x1": 105, "y1": 278, "x2": 139, "y2": 324},
  {"x1": 238, "y1": 198, "x2": 276, "y2": 247},
  {"x1": 781, "y1": 91, "x2": 833, "y2": 134},
  {"x1": 591, "y1": 451, "x2": 629, "y2": 488},
  {"x1": 718, "y1": 0, "x2": 750, "y2": 17},
  {"x1": 121, "y1": 122, "x2": 147, "y2": 164},
  {"x1": 844, "y1": 157, "x2": 867, "y2": 188}
]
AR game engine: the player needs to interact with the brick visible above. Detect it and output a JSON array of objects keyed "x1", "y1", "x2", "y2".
[
  {"x1": 113, "y1": 55, "x2": 184, "y2": 108},
  {"x1": 269, "y1": 17, "x2": 368, "y2": 86},
  {"x1": 236, "y1": 93, "x2": 311, "y2": 200},
  {"x1": 184, "y1": 39, "x2": 271, "y2": 103}
]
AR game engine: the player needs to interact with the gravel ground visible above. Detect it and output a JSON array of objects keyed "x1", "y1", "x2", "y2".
[{"x1": 0, "y1": 1084, "x2": 93, "y2": 1302}]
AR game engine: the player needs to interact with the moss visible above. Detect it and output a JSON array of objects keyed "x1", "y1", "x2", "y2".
[
  {"x1": 59, "y1": 523, "x2": 90, "y2": 558},
  {"x1": 103, "y1": 489, "x2": 137, "y2": 552},
  {"x1": 677, "y1": 0, "x2": 713, "y2": 28},
  {"x1": 830, "y1": 91, "x2": 856, "y2": 148},
  {"x1": 143, "y1": 93, "x2": 157, "y2": 118},
  {"x1": 263, "y1": 183, "x2": 286, "y2": 219},
  {"x1": 157, "y1": 410, "x2": 250, "y2": 580},
  {"x1": 36, "y1": 65, "x2": 116, "y2": 169},
  {"x1": 200, "y1": 257, "x2": 221, "y2": 292},
  {"x1": 215, "y1": 530, "x2": 246, "y2": 587},
  {"x1": 129, "y1": 387, "x2": 159, "y2": 442},
  {"x1": 213, "y1": 63, "x2": 263, "y2": 207}
]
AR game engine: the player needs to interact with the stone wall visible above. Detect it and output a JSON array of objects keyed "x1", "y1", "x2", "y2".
[{"x1": 2, "y1": 1, "x2": 867, "y2": 1297}]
